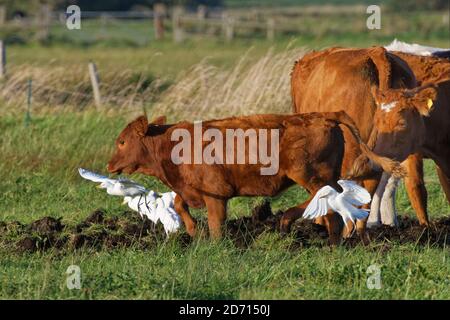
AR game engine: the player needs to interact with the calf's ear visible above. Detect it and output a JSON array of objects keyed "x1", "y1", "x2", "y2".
[
  {"x1": 131, "y1": 115, "x2": 149, "y2": 137},
  {"x1": 409, "y1": 85, "x2": 437, "y2": 116},
  {"x1": 151, "y1": 115, "x2": 167, "y2": 125}
]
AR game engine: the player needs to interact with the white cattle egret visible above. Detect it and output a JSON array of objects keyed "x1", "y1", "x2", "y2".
[
  {"x1": 78, "y1": 168, "x2": 147, "y2": 197},
  {"x1": 303, "y1": 180, "x2": 371, "y2": 226},
  {"x1": 79, "y1": 168, "x2": 182, "y2": 236}
]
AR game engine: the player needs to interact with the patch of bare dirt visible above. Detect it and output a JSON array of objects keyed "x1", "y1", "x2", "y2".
[{"x1": 1, "y1": 202, "x2": 449, "y2": 253}]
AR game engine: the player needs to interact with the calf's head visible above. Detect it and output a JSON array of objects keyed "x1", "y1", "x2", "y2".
[
  {"x1": 108, "y1": 115, "x2": 166, "y2": 174},
  {"x1": 370, "y1": 84, "x2": 437, "y2": 162}
]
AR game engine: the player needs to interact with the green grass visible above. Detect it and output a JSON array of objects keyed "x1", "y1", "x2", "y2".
[
  {"x1": 0, "y1": 112, "x2": 449, "y2": 300},
  {"x1": 0, "y1": 9, "x2": 449, "y2": 299},
  {"x1": 2, "y1": 242, "x2": 449, "y2": 299}
]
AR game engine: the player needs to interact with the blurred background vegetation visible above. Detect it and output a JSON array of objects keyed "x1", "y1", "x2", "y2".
[
  {"x1": 0, "y1": 0, "x2": 448, "y2": 112},
  {"x1": 0, "y1": 0, "x2": 449, "y2": 15}
]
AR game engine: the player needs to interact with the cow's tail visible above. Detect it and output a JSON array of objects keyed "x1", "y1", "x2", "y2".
[{"x1": 325, "y1": 111, "x2": 406, "y2": 179}]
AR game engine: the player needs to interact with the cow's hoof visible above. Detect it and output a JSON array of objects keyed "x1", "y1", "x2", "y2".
[
  {"x1": 279, "y1": 219, "x2": 292, "y2": 236},
  {"x1": 366, "y1": 221, "x2": 381, "y2": 229}
]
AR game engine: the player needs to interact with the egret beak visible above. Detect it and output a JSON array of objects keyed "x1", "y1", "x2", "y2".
[
  {"x1": 96, "y1": 184, "x2": 103, "y2": 189},
  {"x1": 122, "y1": 199, "x2": 128, "y2": 205}
]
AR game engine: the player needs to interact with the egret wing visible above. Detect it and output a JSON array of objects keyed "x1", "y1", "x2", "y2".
[
  {"x1": 302, "y1": 186, "x2": 332, "y2": 220},
  {"x1": 78, "y1": 168, "x2": 114, "y2": 183},
  {"x1": 161, "y1": 191, "x2": 176, "y2": 208},
  {"x1": 117, "y1": 180, "x2": 148, "y2": 193},
  {"x1": 161, "y1": 207, "x2": 182, "y2": 235},
  {"x1": 337, "y1": 180, "x2": 371, "y2": 206}
]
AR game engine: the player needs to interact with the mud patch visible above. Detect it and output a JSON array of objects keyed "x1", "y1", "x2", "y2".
[
  {"x1": 0, "y1": 203, "x2": 449, "y2": 253},
  {"x1": 365, "y1": 215, "x2": 450, "y2": 247}
]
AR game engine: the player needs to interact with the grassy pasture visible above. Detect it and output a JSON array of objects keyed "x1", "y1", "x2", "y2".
[
  {"x1": 0, "y1": 113, "x2": 449, "y2": 300},
  {"x1": 0, "y1": 9, "x2": 449, "y2": 300}
]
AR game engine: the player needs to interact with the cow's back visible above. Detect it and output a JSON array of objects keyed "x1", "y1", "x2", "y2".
[
  {"x1": 291, "y1": 47, "x2": 416, "y2": 141},
  {"x1": 393, "y1": 51, "x2": 450, "y2": 84}
]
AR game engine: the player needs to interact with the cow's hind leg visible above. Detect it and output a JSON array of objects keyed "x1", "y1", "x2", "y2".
[
  {"x1": 436, "y1": 165, "x2": 450, "y2": 204},
  {"x1": 404, "y1": 154, "x2": 429, "y2": 226},
  {"x1": 323, "y1": 211, "x2": 343, "y2": 246},
  {"x1": 279, "y1": 194, "x2": 314, "y2": 234},
  {"x1": 203, "y1": 196, "x2": 227, "y2": 240},
  {"x1": 174, "y1": 195, "x2": 197, "y2": 237},
  {"x1": 280, "y1": 171, "x2": 323, "y2": 233}
]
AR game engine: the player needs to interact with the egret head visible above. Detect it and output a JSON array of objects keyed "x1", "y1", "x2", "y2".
[
  {"x1": 122, "y1": 196, "x2": 132, "y2": 205},
  {"x1": 97, "y1": 182, "x2": 109, "y2": 189}
]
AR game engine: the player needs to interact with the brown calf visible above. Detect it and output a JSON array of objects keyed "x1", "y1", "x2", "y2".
[
  {"x1": 108, "y1": 112, "x2": 400, "y2": 244},
  {"x1": 385, "y1": 52, "x2": 450, "y2": 226}
]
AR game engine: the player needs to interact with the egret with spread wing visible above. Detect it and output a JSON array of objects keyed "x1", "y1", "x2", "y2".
[
  {"x1": 303, "y1": 180, "x2": 371, "y2": 226},
  {"x1": 160, "y1": 191, "x2": 176, "y2": 208},
  {"x1": 155, "y1": 197, "x2": 182, "y2": 236},
  {"x1": 78, "y1": 168, "x2": 181, "y2": 236},
  {"x1": 78, "y1": 168, "x2": 148, "y2": 197}
]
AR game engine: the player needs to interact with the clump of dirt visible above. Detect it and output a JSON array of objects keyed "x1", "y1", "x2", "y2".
[
  {"x1": 0, "y1": 210, "x2": 165, "y2": 253},
  {"x1": 0, "y1": 221, "x2": 7, "y2": 233},
  {"x1": 225, "y1": 200, "x2": 327, "y2": 248},
  {"x1": 14, "y1": 217, "x2": 66, "y2": 252},
  {"x1": 1, "y1": 203, "x2": 449, "y2": 254},
  {"x1": 30, "y1": 217, "x2": 64, "y2": 234},
  {"x1": 226, "y1": 200, "x2": 282, "y2": 248},
  {"x1": 365, "y1": 215, "x2": 450, "y2": 246},
  {"x1": 68, "y1": 209, "x2": 167, "y2": 250}
]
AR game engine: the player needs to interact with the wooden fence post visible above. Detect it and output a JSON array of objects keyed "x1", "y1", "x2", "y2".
[
  {"x1": 0, "y1": 40, "x2": 5, "y2": 79},
  {"x1": 0, "y1": 5, "x2": 6, "y2": 26},
  {"x1": 88, "y1": 62, "x2": 101, "y2": 109},
  {"x1": 172, "y1": 6, "x2": 184, "y2": 43},
  {"x1": 24, "y1": 79, "x2": 32, "y2": 127},
  {"x1": 197, "y1": 5, "x2": 207, "y2": 20},
  {"x1": 222, "y1": 13, "x2": 234, "y2": 42},
  {"x1": 36, "y1": 4, "x2": 51, "y2": 42},
  {"x1": 196, "y1": 5, "x2": 207, "y2": 33},
  {"x1": 267, "y1": 18, "x2": 275, "y2": 41},
  {"x1": 153, "y1": 3, "x2": 166, "y2": 40}
]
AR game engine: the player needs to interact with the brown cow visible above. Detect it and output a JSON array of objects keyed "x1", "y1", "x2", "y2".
[
  {"x1": 107, "y1": 112, "x2": 400, "y2": 244},
  {"x1": 290, "y1": 46, "x2": 438, "y2": 235},
  {"x1": 375, "y1": 51, "x2": 450, "y2": 225}
]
